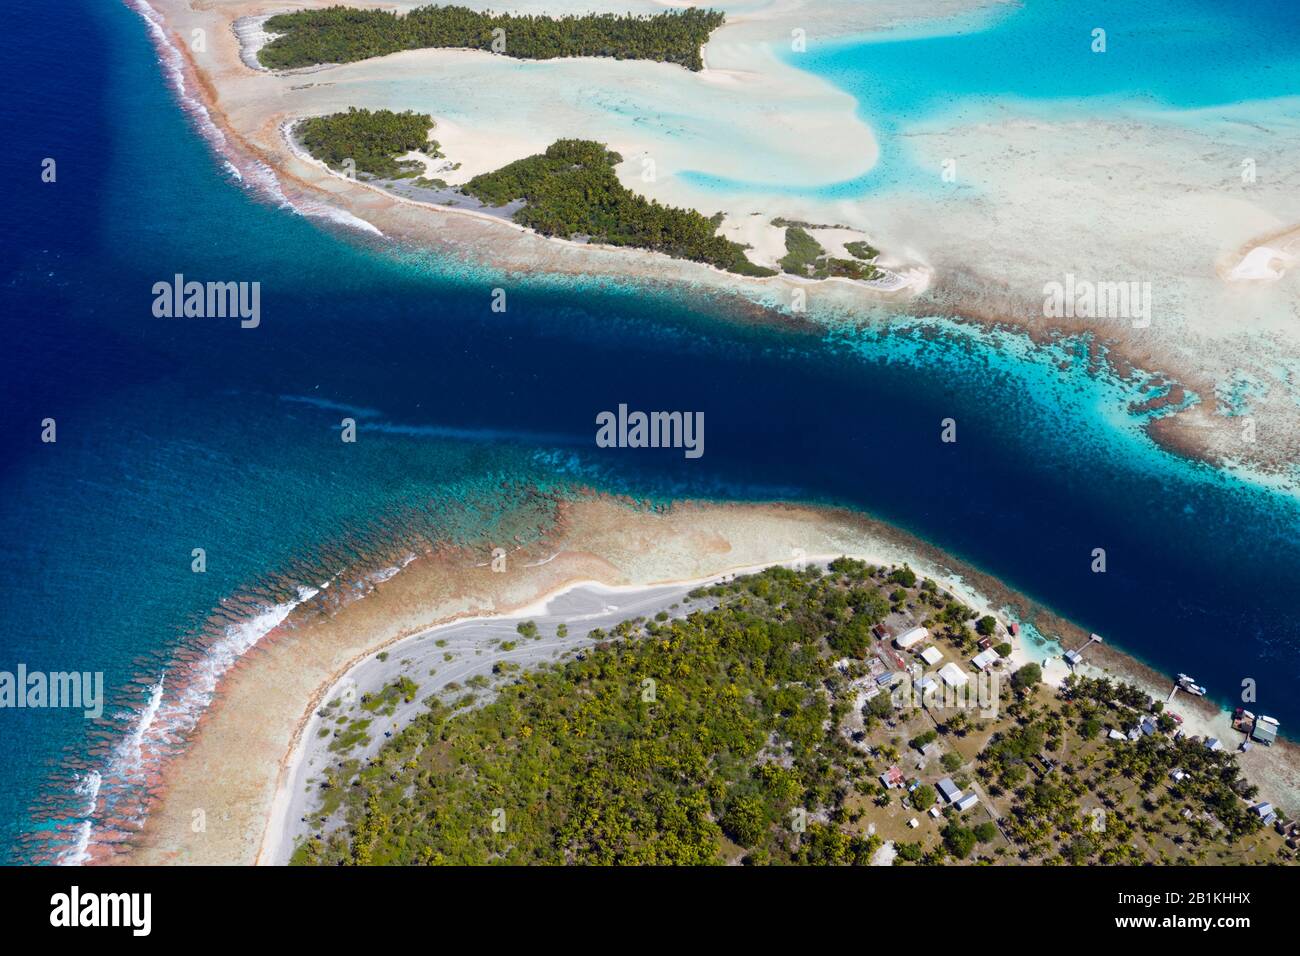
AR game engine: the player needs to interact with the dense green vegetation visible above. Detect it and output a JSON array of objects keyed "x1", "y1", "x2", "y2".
[
  {"x1": 463, "y1": 139, "x2": 775, "y2": 276},
  {"x1": 296, "y1": 114, "x2": 889, "y2": 279},
  {"x1": 777, "y1": 225, "x2": 824, "y2": 275},
  {"x1": 779, "y1": 226, "x2": 881, "y2": 281},
  {"x1": 297, "y1": 107, "x2": 437, "y2": 178},
  {"x1": 843, "y1": 239, "x2": 879, "y2": 260},
  {"x1": 260, "y1": 5, "x2": 724, "y2": 71},
  {"x1": 291, "y1": 558, "x2": 1291, "y2": 867},
  {"x1": 294, "y1": 564, "x2": 892, "y2": 864},
  {"x1": 360, "y1": 677, "x2": 419, "y2": 715}
]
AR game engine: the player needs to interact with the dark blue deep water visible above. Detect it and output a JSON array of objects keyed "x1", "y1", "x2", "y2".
[{"x1": 1, "y1": 0, "x2": 1298, "y2": 859}]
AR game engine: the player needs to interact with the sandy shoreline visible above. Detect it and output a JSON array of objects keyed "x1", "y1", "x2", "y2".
[{"x1": 106, "y1": 495, "x2": 1300, "y2": 866}]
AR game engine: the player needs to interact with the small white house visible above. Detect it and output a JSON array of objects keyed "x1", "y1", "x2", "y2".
[
  {"x1": 895, "y1": 626, "x2": 929, "y2": 650},
  {"x1": 919, "y1": 646, "x2": 943, "y2": 666},
  {"x1": 938, "y1": 662, "x2": 969, "y2": 688},
  {"x1": 955, "y1": 793, "x2": 979, "y2": 812},
  {"x1": 1251, "y1": 715, "x2": 1280, "y2": 746},
  {"x1": 971, "y1": 648, "x2": 999, "y2": 671}
]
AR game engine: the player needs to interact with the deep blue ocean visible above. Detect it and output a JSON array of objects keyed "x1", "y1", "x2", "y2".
[{"x1": 2, "y1": 0, "x2": 1298, "y2": 861}]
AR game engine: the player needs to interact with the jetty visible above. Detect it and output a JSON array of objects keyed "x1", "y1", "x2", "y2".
[{"x1": 1064, "y1": 633, "x2": 1102, "y2": 667}]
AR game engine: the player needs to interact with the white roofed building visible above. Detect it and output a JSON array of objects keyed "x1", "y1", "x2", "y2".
[
  {"x1": 895, "y1": 627, "x2": 929, "y2": 650},
  {"x1": 937, "y1": 777, "x2": 962, "y2": 803},
  {"x1": 1251, "y1": 715, "x2": 1280, "y2": 746},
  {"x1": 938, "y1": 662, "x2": 969, "y2": 688}
]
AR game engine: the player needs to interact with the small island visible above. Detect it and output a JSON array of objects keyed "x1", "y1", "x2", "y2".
[
  {"x1": 259, "y1": 5, "x2": 726, "y2": 72},
  {"x1": 461, "y1": 139, "x2": 776, "y2": 276},
  {"x1": 777, "y1": 223, "x2": 881, "y2": 281},
  {"x1": 298, "y1": 107, "x2": 438, "y2": 178},
  {"x1": 294, "y1": 109, "x2": 777, "y2": 277}
]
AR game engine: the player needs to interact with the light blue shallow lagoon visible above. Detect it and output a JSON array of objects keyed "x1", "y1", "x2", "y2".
[{"x1": 681, "y1": 0, "x2": 1300, "y2": 197}]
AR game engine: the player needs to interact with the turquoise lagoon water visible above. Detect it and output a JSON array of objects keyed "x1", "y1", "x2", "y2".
[{"x1": 681, "y1": 0, "x2": 1300, "y2": 197}]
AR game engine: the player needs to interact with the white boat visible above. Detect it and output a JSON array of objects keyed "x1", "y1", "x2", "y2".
[{"x1": 1177, "y1": 673, "x2": 1207, "y2": 696}]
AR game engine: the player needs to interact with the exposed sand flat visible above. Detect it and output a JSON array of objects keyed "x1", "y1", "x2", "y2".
[
  {"x1": 718, "y1": 212, "x2": 791, "y2": 269},
  {"x1": 204, "y1": 0, "x2": 889, "y2": 194},
  {"x1": 115, "y1": 495, "x2": 1300, "y2": 865},
  {"x1": 717, "y1": 211, "x2": 883, "y2": 273},
  {"x1": 156, "y1": 0, "x2": 959, "y2": 270},
  {"x1": 876, "y1": 108, "x2": 1300, "y2": 472},
  {"x1": 1229, "y1": 242, "x2": 1298, "y2": 283}
]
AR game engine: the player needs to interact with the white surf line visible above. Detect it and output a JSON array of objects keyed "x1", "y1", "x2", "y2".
[
  {"x1": 57, "y1": 578, "x2": 320, "y2": 864},
  {"x1": 58, "y1": 771, "x2": 103, "y2": 867},
  {"x1": 127, "y1": 0, "x2": 381, "y2": 240},
  {"x1": 232, "y1": 14, "x2": 277, "y2": 72}
]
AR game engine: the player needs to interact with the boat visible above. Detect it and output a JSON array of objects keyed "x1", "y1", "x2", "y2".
[{"x1": 1177, "y1": 673, "x2": 1207, "y2": 696}]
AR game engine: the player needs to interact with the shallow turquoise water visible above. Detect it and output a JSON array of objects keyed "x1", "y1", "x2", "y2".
[{"x1": 681, "y1": 0, "x2": 1300, "y2": 196}]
